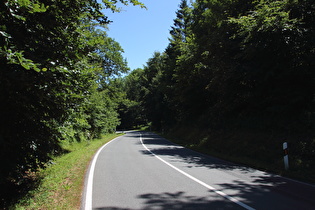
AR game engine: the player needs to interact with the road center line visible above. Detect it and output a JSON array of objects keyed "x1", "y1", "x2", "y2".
[{"x1": 139, "y1": 133, "x2": 255, "y2": 210}]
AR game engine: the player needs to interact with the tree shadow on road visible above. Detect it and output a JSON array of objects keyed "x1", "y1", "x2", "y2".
[
  {"x1": 215, "y1": 175, "x2": 315, "y2": 210},
  {"x1": 137, "y1": 191, "x2": 242, "y2": 209},
  {"x1": 94, "y1": 191, "x2": 242, "y2": 210},
  {"x1": 137, "y1": 131, "x2": 315, "y2": 210},
  {"x1": 138, "y1": 131, "x2": 255, "y2": 173}
]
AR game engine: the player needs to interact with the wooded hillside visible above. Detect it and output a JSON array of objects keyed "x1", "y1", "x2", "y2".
[{"x1": 120, "y1": 0, "x2": 315, "y2": 182}]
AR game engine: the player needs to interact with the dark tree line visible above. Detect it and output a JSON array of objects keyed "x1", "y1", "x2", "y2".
[
  {"x1": 121, "y1": 0, "x2": 315, "y2": 178},
  {"x1": 0, "y1": 0, "x2": 144, "y2": 196}
]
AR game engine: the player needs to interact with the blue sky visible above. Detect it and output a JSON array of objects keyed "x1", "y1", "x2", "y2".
[{"x1": 104, "y1": 0, "x2": 181, "y2": 70}]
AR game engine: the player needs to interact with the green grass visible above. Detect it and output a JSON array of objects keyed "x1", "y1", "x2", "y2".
[{"x1": 12, "y1": 133, "x2": 122, "y2": 210}]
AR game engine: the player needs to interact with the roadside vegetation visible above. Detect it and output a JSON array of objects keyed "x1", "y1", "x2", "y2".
[
  {"x1": 119, "y1": 0, "x2": 315, "y2": 184},
  {"x1": 1, "y1": 0, "x2": 314, "y2": 208},
  {"x1": 0, "y1": 0, "x2": 143, "y2": 207},
  {"x1": 5, "y1": 133, "x2": 121, "y2": 209},
  {"x1": 162, "y1": 127, "x2": 315, "y2": 184}
]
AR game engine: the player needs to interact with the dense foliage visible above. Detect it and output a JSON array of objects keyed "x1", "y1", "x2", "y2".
[
  {"x1": 123, "y1": 0, "x2": 315, "y2": 179},
  {"x1": 0, "y1": 0, "x2": 144, "y2": 201},
  {"x1": 1, "y1": 0, "x2": 315, "y2": 201}
]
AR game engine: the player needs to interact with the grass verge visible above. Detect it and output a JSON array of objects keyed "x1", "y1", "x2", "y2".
[{"x1": 11, "y1": 133, "x2": 122, "y2": 209}]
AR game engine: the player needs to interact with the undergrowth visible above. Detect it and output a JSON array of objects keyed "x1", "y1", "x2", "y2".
[{"x1": 6, "y1": 133, "x2": 122, "y2": 209}]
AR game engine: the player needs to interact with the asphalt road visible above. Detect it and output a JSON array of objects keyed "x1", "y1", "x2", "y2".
[{"x1": 82, "y1": 131, "x2": 315, "y2": 210}]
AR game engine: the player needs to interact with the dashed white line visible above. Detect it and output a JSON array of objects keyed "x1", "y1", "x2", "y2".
[{"x1": 139, "y1": 133, "x2": 255, "y2": 210}]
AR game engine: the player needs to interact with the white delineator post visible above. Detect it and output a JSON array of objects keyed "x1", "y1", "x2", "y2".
[{"x1": 283, "y1": 142, "x2": 289, "y2": 170}]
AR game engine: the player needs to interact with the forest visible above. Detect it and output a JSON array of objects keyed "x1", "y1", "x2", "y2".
[
  {"x1": 120, "y1": 0, "x2": 315, "y2": 182},
  {"x1": 0, "y1": 0, "x2": 314, "y2": 200},
  {"x1": 0, "y1": 0, "x2": 144, "y2": 199}
]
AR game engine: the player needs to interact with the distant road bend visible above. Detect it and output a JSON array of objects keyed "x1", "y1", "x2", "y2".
[{"x1": 82, "y1": 131, "x2": 315, "y2": 210}]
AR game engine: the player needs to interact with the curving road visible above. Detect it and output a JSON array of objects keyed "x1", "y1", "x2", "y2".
[{"x1": 82, "y1": 131, "x2": 315, "y2": 210}]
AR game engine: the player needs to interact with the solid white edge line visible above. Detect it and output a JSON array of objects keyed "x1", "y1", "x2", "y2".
[
  {"x1": 84, "y1": 135, "x2": 122, "y2": 210},
  {"x1": 139, "y1": 133, "x2": 255, "y2": 210}
]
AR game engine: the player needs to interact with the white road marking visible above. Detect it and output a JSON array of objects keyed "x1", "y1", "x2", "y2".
[
  {"x1": 84, "y1": 136, "x2": 122, "y2": 210},
  {"x1": 139, "y1": 133, "x2": 255, "y2": 210}
]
